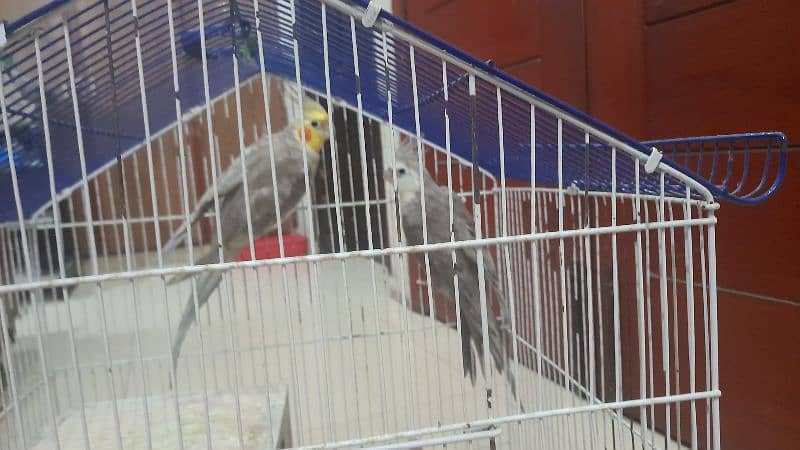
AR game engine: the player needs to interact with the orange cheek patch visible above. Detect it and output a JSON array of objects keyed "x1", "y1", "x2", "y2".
[{"x1": 295, "y1": 127, "x2": 314, "y2": 143}]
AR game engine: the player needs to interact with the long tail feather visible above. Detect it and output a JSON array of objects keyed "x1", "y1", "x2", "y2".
[
  {"x1": 463, "y1": 306, "x2": 520, "y2": 402},
  {"x1": 167, "y1": 249, "x2": 220, "y2": 286},
  {"x1": 169, "y1": 269, "x2": 223, "y2": 387},
  {"x1": 161, "y1": 223, "x2": 188, "y2": 254},
  {"x1": 460, "y1": 318, "x2": 477, "y2": 383},
  {"x1": 162, "y1": 202, "x2": 214, "y2": 254},
  {"x1": 485, "y1": 279, "x2": 522, "y2": 404}
]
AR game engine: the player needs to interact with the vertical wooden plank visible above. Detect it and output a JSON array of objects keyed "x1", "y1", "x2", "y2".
[
  {"x1": 644, "y1": 2, "x2": 800, "y2": 449},
  {"x1": 394, "y1": 0, "x2": 541, "y2": 67},
  {"x1": 582, "y1": 2, "x2": 652, "y2": 444},
  {"x1": 645, "y1": 0, "x2": 800, "y2": 141},
  {"x1": 539, "y1": 0, "x2": 588, "y2": 110},
  {"x1": 585, "y1": 0, "x2": 646, "y2": 138},
  {"x1": 645, "y1": 0, "x2": 731, "y2": 25}
]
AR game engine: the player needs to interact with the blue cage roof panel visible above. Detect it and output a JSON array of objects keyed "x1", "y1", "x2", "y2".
[{"x1": 2, "y1": 0, "x2": 782, "y2": 222}]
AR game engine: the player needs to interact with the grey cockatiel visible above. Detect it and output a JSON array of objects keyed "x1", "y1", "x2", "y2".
[
  {"x1": 384, "y1": 140, "x2": 517, "y2": 397},
  {"x1": 164, "y1": 97, "x2": 330, "y2": 375}
]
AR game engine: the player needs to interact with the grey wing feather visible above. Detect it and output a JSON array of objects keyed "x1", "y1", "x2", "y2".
[
  {"x1": 390, "y1": 140, "x2": 520, "y2": 400},
  {"x1": 162, "y1": 200, "x2": 213, "y2": 254},
  {"x1": 415, "y1": 172, "x2": 517, "y2": 397},
  {"x1": 169, "y1": 269, "x2": 223, "y2": 380},
  {"x1": 162, "y1": 129, "x2": 294, "y2": 253},
  {"x1": 451, "y1": 215, "x2": 517, "y2": 397},
  {"x1": 169, "y1": 130, "x2": 318, "y2": 384},
  {"x1": 444, "y1": 181, "x2": 512, "y2": 323},
  {"x1": 162, "y1": 150, "x2": 253, "y2": 253}
]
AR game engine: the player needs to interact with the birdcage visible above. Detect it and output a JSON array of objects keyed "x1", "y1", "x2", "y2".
[{"x1": 0, "y1": 1, "x2": 788, "y2": 449}]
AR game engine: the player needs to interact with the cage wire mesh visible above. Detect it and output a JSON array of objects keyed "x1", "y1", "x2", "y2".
[{"x1": 0, "y1": 0, "x2": 787, "y2": 449}]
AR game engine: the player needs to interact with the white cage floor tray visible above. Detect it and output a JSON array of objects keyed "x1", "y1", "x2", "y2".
[{"x1": 31, "y1": 386, "x2": 290, "y2": 450}]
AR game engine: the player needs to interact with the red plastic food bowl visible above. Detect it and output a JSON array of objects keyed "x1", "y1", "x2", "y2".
[{"x1": 236, "y1": 234, "x2": 308, "y2": 261}]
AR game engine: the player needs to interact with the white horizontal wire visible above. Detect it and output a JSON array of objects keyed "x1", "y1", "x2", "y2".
[
  {"x1": 363, "y1": 428, "x2": 501, "y2": 450},
  {"x1": 293, "y1": 391, "x2": 721, "y2": 450},
  {"x1": 7, "y1": 186, "x2": 707, "y2": 231},
  {"x1": 5, "y1": 186, "x2": 714, "y2": 230},
  {"x1": 0, "y1": 217, "x2": 716, "y2": 295}
]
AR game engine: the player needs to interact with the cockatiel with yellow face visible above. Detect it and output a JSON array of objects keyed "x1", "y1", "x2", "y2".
[{"x1": 164, "y1": 97, "x2": 330, "y2": 375}]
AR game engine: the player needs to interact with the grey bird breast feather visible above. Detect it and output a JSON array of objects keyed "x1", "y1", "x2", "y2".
[{"x1": 168, "y1": 128, "x2": 318, "y2": 257}]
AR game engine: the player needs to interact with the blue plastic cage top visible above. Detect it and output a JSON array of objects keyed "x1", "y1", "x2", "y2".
[{"x1": 0, "y1": 0, "x2": 788, "y2": 223}]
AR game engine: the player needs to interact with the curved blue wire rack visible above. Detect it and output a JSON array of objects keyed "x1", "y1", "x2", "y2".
[
  {"x1": 0, "y1": 0, "x2": 789, "y2": 222},
  {"x1": 644, "y1": 132, "x2": 788, "y2": 205}
]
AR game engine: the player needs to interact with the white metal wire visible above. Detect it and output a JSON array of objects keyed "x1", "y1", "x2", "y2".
[{"x1": 0, "y1": 1, "x2": 724, "y2": 449}]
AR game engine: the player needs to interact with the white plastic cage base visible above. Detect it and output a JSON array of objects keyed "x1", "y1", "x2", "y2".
[{"x1": 3, "y1": 251, "x2": 697, "y2": 450}]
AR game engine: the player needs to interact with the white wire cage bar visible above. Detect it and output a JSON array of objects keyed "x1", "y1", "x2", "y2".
[{"x1": 0, "y1": 0, "x2": 726, "y2": 449}]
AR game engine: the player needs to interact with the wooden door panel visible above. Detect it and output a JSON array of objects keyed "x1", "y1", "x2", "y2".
[
  {"x1": 645, "y1": 0, "x2": 730, "y2": 25},
  {"x1": 403, "y1": 0, "x2": 541, "y2": 68},
  {"x1": 645, "y1": 0, "x2": 800, "y2": 143}
]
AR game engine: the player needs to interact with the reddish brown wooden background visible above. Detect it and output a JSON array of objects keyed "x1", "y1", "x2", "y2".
[{"x1": 395, "y1": 1, "x2": 800, "y2": 449}]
